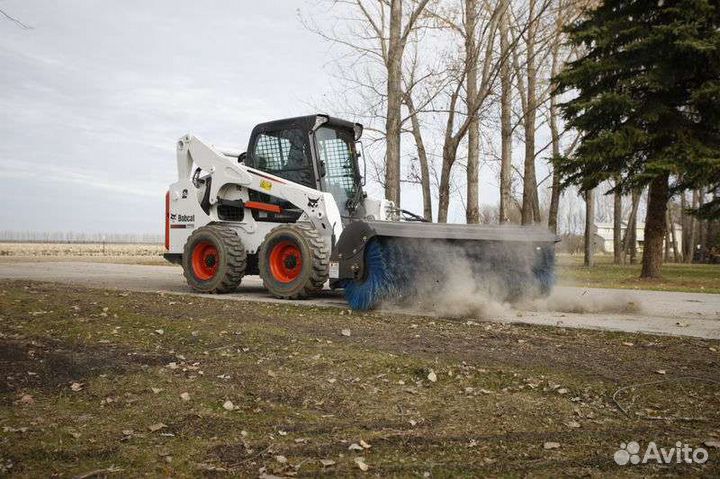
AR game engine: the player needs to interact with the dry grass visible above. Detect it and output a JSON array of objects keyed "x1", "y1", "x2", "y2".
[
  {"x1": 0, "y1": 243, "x2": 167, "y2": 266},
  {"x1": 0, "y1": 280, "x2": 718, "y2": 477}
]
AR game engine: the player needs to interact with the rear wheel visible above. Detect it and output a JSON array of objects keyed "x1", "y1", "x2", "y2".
[
  {"x1": 259, "y1": 224, "x2": 328, "y2": 299},
  {"x1": 183, "y1": 225, "x2": 246, "y2": 293}
]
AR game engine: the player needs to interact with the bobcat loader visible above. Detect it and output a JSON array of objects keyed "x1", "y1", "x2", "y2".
[{"x1": 164, "y1": 114, "x2": 557, "y2": 310}]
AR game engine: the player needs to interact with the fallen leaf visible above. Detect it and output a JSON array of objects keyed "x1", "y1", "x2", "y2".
[
  {"x1": 70, "y1": 382, "x2": 83, "y2": 392},
  {"x1": 148, "y1": 423, "x2": 166, "y2": 432},
  {"x1": 557, "y1": 388, "x2": 569, "y2": 395},
  {"x1": 155, "y1": 329, "x2": 164, "y2": 335},
  {"x1": 348, "y1": 443, "x2": 364, "y2": 451},
  {"x1": 544, "y1": 442, "x2": 561, "y2": 450},
  {"x1": 320, "y1": 459, "x2": 335, "y2": 467},
  {"x1": 703, "y1": 440, "x2": 720, "y2": 449},
  {"x1": 180, "y1": 392, "x2": 190, "y2": 401},
  {"x1": 655, "y1": 370, "x2": 666, "y2": 375},
  {"x1": 427, "y1": 371, "x2": 437, "y2": 383},
  {"x1": 354, "y1": 457, "x2": 369, "y2": 471},
  {"x1": 360, "y1": 439, "x2": 371, "y2": 449},
  {"x1": 151, "y1": 387, "x2": 163, "y2": 394},
  {"x1": 223, "y1": 400, "x2": 235, "y2": 411},
  {"x1": 341, "y1": 329, "x2": 351, "y2": 337}
]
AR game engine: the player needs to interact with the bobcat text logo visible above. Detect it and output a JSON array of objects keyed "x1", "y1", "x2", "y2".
[
  {"x1": 173, "y1": 214, "x2": 195, "y2": 223},
  {"x1": 614, "y1": 441, "x2": 709, "y2": 466}
]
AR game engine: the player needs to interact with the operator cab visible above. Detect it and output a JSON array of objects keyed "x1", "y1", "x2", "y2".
[{"x1": 244, "y1": 114, "x2": 365, "y2": 220}]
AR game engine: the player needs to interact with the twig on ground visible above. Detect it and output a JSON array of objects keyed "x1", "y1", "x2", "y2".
[{"x1": 612, "y1": 376, "x2": 720, "y2": 421}]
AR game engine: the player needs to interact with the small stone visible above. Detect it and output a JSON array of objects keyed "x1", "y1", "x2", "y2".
[
  {"x1": 275, "y1": 455, "x2": 287, "y2": 464},
  {"x1": 341, "y1": 329, "x2": 351, "y2": 337},
  {"x1": 223, "y1": 400, "x2": 235, "y2": 411},
  {"x1": 70, "y1": 382, "x2": 83, "y2": 392},
  {"x1": 348, "y1": 443, "x2": 364, "y2": 451},
  {"x1": 354, "y1": 457, "x2": 369, "y2": 471},
  {"x1": 180, "y1": 392, "x2": 190, "y2": 401},
  {"x1": 544, "y1": 442, "x2": 561, "y2": 450},
  {"x1": 557, "y1": 388, "x2": 569, "y2": 395},
  {"x1": 320, "y1": 459, "x2": 336, "y2": 467},
  {"x1": 427, "y1": 371, "x2": 437, "y2": 383}
]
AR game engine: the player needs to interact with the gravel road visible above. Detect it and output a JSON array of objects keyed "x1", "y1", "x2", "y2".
[{"x1": 0, "y1": 261, "x2": 718, "y2": 339}]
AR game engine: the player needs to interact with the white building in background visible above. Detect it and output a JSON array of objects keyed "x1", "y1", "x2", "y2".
[{"x1": 594, "y1": 222, "x2": 682, "y2": 253}]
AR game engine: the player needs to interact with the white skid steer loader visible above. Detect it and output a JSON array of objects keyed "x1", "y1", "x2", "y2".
[{"x1": 164, "y1": 114, "x2": 558, "y2": 310}]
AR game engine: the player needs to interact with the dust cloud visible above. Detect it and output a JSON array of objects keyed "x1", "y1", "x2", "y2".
[{"x1": 377, "y1": 234, "x2": 642, "y2": 319}]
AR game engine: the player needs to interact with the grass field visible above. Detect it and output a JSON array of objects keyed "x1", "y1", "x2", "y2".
[
  {"x1": 0, "y1": 281, "x2": 718, "y2": 477},
  {"x1": 557, "y1": 255, "x2": 720, "y2": 294},
  {"x1": 0, "y1": 243, "x2": 167, "y2": 266}
]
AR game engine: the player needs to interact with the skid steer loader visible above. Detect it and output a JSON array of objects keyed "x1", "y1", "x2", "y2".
[{"x1": 164, "y1": 114, "x2": 558, "y2": 310}]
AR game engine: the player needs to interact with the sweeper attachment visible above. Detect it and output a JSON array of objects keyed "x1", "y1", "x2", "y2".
[{"x1": 164, "y1": 114, "x2": 558, "y2": 310}]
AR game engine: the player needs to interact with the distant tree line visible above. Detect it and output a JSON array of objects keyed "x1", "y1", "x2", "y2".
[{"x1": 0, "y1": 231, "x2": 162, "y2": 244}]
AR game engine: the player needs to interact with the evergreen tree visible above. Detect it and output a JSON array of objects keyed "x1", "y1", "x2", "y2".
[{"x1": 555, "y1": 0, "x2": 720, "y2": 277}]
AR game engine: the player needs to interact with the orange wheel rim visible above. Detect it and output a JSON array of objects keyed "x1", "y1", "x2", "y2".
[
  {"x1": 269, "y1": 240, "x2": 303, "y2": 283},
  {"x1": 191, "y1": 241, "x2": 219, "y2": 280}
]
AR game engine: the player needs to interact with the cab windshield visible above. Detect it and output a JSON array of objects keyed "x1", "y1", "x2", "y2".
[{"x1": 315, "y1": 126, "x2": 361, "y2": 216}]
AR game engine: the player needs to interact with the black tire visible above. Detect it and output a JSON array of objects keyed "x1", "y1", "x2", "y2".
[
  {"x1": 182, "y1": 224, "x2": 246, "y2": 293},
  {"x1": 259, "y1": 223, "x2": 329, "y2": 299}
]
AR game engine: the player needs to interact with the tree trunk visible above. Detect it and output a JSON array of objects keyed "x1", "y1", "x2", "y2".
[
  {"x1": 584, "y1": 189, "x2": 595, "y2": 267},
  {"x1": 406, "y1": 99, "x2": 432, "y2": 222},
  {"x1": 664, "y1": 210, "x2": 672, "y2": 262},
  {"x1": 640, "y1": 174, "x2": 669, "y2": 278},
  {"x1": 680, "y1": 191, "x2": 689, "y2": 259},
  {"x1": 384, "y1": 0, "x2": 403, "y2": 206},
  {"x1": 698, "y1": 188, "x2": 707, "y2": 262},
  {"x1": 437, "y1": 141, "x2": 458, "y2": 223},
  {"x1": 622, "y1": 188, "x2": 641, "y2": 264},
  {"x1": 668, "y1": 206, "x2": 680, "y2": 262},
  {"x1": 521, "y1": 0, "x2": 540, "y2": 225},
  {"x1": 613, "y1": 181, "x2": 623, "y2": 264},
  {"x1": 498, "y1": 5, "x2": 512, "y2": 224},
  {"x1": 547, "y1": 7, "x2": 562, "y2": 234},
  {"x1": 465, "y1": 0, "x2": 480, "y2": 224},
  {"x1": 685, "y1": 189, "x2": 698, "y2": 263}
]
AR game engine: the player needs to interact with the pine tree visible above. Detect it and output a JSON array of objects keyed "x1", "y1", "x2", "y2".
[{"x1": 555, "y1": 0, "x2": 720, "y2": 277}]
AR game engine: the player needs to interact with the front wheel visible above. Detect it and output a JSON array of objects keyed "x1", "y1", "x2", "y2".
[
  {"x1": 182, "y1": 225, "x2": 246, "y2": 293},
  {"x1": 259, "y1": 224, "x2": 329, "y2": 299}
]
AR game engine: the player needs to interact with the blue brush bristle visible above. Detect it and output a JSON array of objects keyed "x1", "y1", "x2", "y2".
[
  {"x1": 343, "y1": 240, "x2": 396, "y2": 310},
  {"x1": 533, "y1": 245, "x2": 556, "y2": 297}
]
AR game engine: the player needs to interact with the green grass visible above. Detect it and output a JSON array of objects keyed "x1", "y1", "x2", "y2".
[{"x1": 557, "y1": 255, "x2": 720, "y2": 294}]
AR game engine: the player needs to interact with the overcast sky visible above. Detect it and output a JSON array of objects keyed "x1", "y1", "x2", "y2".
[
  {"x1": 0, "y1": 0, "x2": 346, "y2": 235},
  {"x1": 0, "y1": 0, "x2": 550, "y2": 236}
]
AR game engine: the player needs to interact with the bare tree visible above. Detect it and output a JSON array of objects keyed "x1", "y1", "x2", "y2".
[
  {"x1": 613, "y1": 179, "x2": 623, "y2": 264},
  {"x1": 584, "y1": 188, "x2": 595, "y2": 266},
  {"x1": 498, "y1": 0, "x2": 513, "y2": 224},
  {"x1": 385, "y1": 0, "x2": 433, "y2": 205}
]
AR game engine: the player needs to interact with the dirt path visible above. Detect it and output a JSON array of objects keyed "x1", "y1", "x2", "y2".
[{"x1": 0, "y1": 261, "x2": 718, "y2": 339}]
